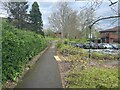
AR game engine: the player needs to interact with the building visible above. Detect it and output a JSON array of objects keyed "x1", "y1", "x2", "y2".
[
  {"x1": 54, "y1": 31, "x2": 62, "y2": 38},
  {"x1": 99, "y1": 26, "x2": 120, "y2": 43}
]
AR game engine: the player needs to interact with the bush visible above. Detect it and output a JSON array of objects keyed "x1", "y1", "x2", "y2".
[
  {"x1": 56, "y1": 41, "x2": 62, "y2": 49},
  {"x1": 69, "y1": 38, "x2": 88, "y2": 44},
  {"x1": 2, "y1": 21, "x2": 46, "y2": 83},
  {"x1": 92, "y1": 52, "x2": 119, "y2": 60}
]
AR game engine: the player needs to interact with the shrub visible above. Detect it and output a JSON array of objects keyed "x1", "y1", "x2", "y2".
[
  {"x1": 92, "y1": 52, "x2": 119, "y2": 60},
  {"x1": 2, "y1": 21, "x2": 46, "y2": 83},
  {"x1": 56, "y1": 41, "x2": 62, "y2": 49}
]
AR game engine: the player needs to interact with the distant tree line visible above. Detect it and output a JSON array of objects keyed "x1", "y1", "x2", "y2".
[{"x1": 2, "y1": 0, "x2": 44, "y2": 36}]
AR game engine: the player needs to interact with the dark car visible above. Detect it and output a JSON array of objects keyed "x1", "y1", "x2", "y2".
[
  {"x1": 92, "y1": 43, "x2": 99, "y2": 49},
  {"x1": 83, "y1": 43, "x2": 92, "y2": 49},
  {"x1": 98, "y1": 43, "x2": 105, "y2": 49},
  {"x1": 75, "y1": 44, "x2": 84, "y2": 48},
  {"x1": 83, "y1": 42, "x2": 98, "y2": 49}
]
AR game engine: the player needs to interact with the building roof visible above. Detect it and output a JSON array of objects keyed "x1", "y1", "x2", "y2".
[{"x1": 99, "y1": 26, "x2": 120, "y2": 33}]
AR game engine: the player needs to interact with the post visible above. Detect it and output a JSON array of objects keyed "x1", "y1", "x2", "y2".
[{"x1": 89, "y1": 26, "x2": 92, "y2": 59}]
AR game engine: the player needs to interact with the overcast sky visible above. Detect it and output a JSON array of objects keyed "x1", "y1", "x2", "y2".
[{"x1": 0, "y1": 0, "x2": 119, "y2": 30}]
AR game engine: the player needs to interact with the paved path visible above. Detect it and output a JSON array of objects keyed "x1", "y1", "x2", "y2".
[{"x1": 15, "y1": 41, "x2": 62, "y2": 88}]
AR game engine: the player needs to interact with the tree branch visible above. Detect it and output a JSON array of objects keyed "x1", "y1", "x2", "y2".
[{"x1": 89, "y1": 15, "x2": 120, "y2": 29}]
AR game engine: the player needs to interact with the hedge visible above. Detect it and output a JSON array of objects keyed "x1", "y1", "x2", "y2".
[{"x1": 2, "y1": 21, "x2": 46, "y2": 83}]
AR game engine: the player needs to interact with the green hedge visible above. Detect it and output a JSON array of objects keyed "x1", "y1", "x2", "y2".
[{"x1": 2, "y1": 21, "x2": 46, "y2": 83}]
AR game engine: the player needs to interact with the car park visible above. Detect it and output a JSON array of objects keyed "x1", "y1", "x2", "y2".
[
  {"x1": 75, "y1": 43, "x2": 84, "y2": 48},
  {"x1": 83, "y1": 43, "x2": 91, "y2": 49},
  {"x1": 92, "y1": 43, "x2": 99, "y2": 49},
  {"x1": 110, "y1": 44, "x2": 120, "y2": 50},
  {"x1": 83, "y1": 42, "x2": 98, "y2": 49},
  {"x1": 98, "y1": 43, "x2": 113, "y2": 49},
  {"x1": 68, "y1": 41, "x2": 119, "y2": 55},
  {"x1": 98, "y1": 43, "x2": 105, "y2": 49},
  {"x1": 104, "y1": 43, "x2": 113, "y2": 49}
]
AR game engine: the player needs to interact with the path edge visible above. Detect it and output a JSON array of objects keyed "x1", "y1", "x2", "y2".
[{"x1": 2, "y1": 45, "x2": 50, "y2": 88}]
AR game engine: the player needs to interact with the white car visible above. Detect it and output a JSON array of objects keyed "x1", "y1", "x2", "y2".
[{"x1": 102, "y1": 43, "x2": 113, "y2": 49}]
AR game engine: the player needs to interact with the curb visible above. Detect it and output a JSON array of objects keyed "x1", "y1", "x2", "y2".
[{"x1": 56, "y1": 51, "x2": 65, "y2": 88}]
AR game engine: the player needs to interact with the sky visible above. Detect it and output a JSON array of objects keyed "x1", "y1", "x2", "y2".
[{"x1": 0, "y1": 0, "x2": 119, "y2": 30}]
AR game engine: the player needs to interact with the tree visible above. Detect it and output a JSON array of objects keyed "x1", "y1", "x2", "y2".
[
  {"x1": 78, "y1": 8, "x2": 95, "y2": 38},
  {"x1": 29, "y1": 1, "x2": 43, "y2": 35},
  {"x1": 77, "y1": 0, "x2": 103, "y2": 39},
  {"x1": 44, "y1": 28, "x2": 55, "y2": 37},
  {"x1": 48, "y1": 2, "x2": 80, "y2": 40},
  {"x1": 2, "y1": 0, "x2": 29, "y2": 29}
]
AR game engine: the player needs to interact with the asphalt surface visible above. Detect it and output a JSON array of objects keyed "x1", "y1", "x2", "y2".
[{"x1": 15, "y1": 41, "x2": 62, "y2": 88}]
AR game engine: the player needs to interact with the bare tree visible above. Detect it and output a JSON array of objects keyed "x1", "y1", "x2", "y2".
[
  {"x1": 48, "y1": 2, "x2": 80, "y2": 42},
  {"x1": 90, "y1": 0, "x2": 119, "y2": 28},
  {"x1": 77, "y1": 0, "x2": 103, "y2": 38},
  {"x1": 1, "y1": 0, "x2": 29, "y2": 29}
]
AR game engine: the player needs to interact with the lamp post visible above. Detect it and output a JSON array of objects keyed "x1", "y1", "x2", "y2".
[{"x1": 88, "y1": 26, "x2": 92, "y2": 59}]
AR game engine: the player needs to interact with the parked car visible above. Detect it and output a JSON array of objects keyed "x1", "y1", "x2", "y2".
[
  {"x1": 99, "y1": 43, "x2": 112, "y2": 49},
  {"x1": 92, "y1": 43, "x2": 99, "y2": 49},
  {"x1": 98, "y1": 43, "x2": 105, "y2": 49},
  {"x1": 110, "y1": 44, "x2": 120, "y2": 50},
  {"x1": 103, "y1": 43, "x2": 113, "y2": 49},
  {"x1": 83, "y1": 42, "x2": 94, "y2": 49},
  {"x1": 75, "y1": 43, "x2": 84, "y2": 48}
]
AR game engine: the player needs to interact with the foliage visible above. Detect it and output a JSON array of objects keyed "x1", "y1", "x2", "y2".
[
  {"x1": 92, "y1": 52, "x2": 119, "y2": 60},
  {"x1": 69, "y1": 38, "x2": 88, "y2": 44},
  {"x1": 58, "y1": 43, "x2": 119, "y2": 60},
  {"x1": 45, "y1": 36, "x2": 60, "y2": 42},
  {"x1": 63, "y1": 38, "x2": 88, "y2": 44},
  {"x1": 3, "y1": 1, "x2": 29, "y2": 29},
  {"x1": 29, "y1": 1, "x2": 43, "y2": 35},
  {"x1": 61, "y1": 47, "x2": 79, "y2": 55},
  {"x1": 65, "y1": 67, "x2": 118, "y2": 88},
  {"x1": 57, "y1": 43, "x2": 119, "y2": 88},
  {"x1": 44, "y1": 29, "x2": 55, "y2": 37},
  {"x1": 2, "y1": 21, "x2": 46, "y2": 83},
  {"x1": 56, "y1": 41, "x2": 63, "y2": 49}
]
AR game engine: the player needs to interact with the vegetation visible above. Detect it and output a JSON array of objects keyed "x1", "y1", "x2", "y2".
[
  {"x1": 1, "y1": 0, "x2": 119, "y2": 88},
  {"x1": 57, "y1": 42, "x2": 119, "y2": 88},
  {"x1": 3, "y1": 1, "x2": 29, "y2": 29},
  {"x1": 65, "y1": 67, "x2": 118, "y2": 88},
  {"x1": 2, "y1": 21, "x2": 46, "y2": 83},
  {"x1": 2, "y1": 1, "x2": 44, "y2": 36},
  {"x1": 29, "y1": 1, "x2": 44, "y2": 35},
  {"x1": 57, "y1": 43, "x2": 119, "y2": 60},
  {"x1": 64, "y1": 38, "x2": 88, "y2": 44}
]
